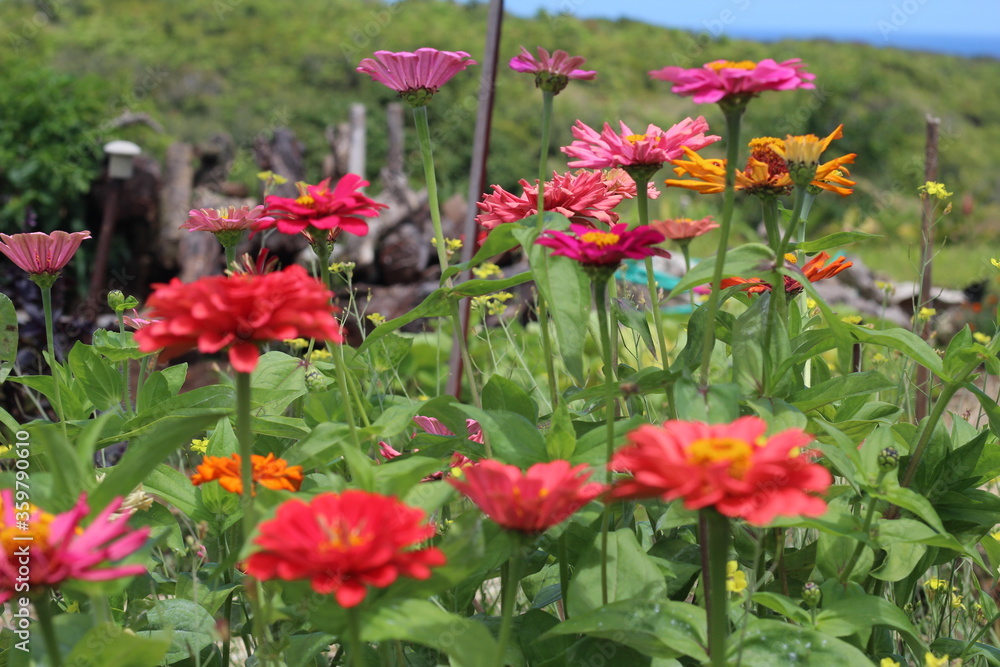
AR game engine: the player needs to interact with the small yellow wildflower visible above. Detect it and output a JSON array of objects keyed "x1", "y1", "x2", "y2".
[
  {"x1": 0, "y1": 444, "x2": 12, "y2": 456},
  {"x1": 257, "y1": 170, "x2": 288, "y2": 185},
  {"x1": 991, "y1": 258, "x2": 1000, "y2": 270},
  {"x1": 872, "y1": 353, "x2": 887, "y2": 364},
  {"x1": 472, "y1": 292, "x2": 514, "y2": 316},
  {"x1": 330, "y1": 262, "x2": 356, "y2": 276},
  {"x1": 919, "y1": 181, "x2": 952, "y2": 200},
  {"x1": 784, "y1": 252, "x2": 798, "y2": 264},
  {"x1": 307, "y1": 349, "x2": 333, "y2": 362},
  {"x1": 875, "y1": 280, "x2": 896, "y2": 294},
  {"x1": 950, "y1": 593, "x2": 966, "y2": 611},
  {"x1": 924, "y1": 652, "x2": 949, "y2": 667},
  {"x1": 725, "y1": 561, "x2": 747, "y2": 594},
  {"x1": 367, "y1": 312, "x2": 387, "y2": 326},
  {"x1": 923, "y1": 578, "x2": 950, "y2": 591},
  {"x1": 190, "y1": 438, "x2": 210, "y2": 454},
  {"x1": 841, "y1": 315, "x2": 863, "y2": 325},
  {"x1": 472, "y1": 262, "x2": 504, "y2": 279},
  {"x1": 65, "y1": 601, "x2": 81, "y2": 614},
  {"x1": 974, "y1": 602, "x2": 988, "y2": 624},
  {"x1": 284, "y1": 338, "x2": 309, "y2": 350},
  {"x1": 974, "y1": 332, "x2": 992, "y2": 345},
  {"x1": 431, "y1": 237, "x2": 463, "y2": 259},
  {"x1": 991, "y1": 531, "x2": 1000, "y2": 542},
  {"x1": 805, "y1": 297, "x2": 817, "y2": 310},
  {"x1": 880, "y1": 658, "x2": 901, "y2": 667},
  {"x1": 917, "y1": 307, "x2": 937, "y2": 321}
]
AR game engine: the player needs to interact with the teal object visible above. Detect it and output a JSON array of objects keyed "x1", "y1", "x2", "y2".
[{"x1": 617, "y1": 259, "x2": 694, "y2": 314}]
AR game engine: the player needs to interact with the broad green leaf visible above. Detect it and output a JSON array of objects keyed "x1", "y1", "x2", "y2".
[
  {"x1": 250, "y1": 350, "x2": 308, "y2": 415},
  {"x1": 174, "y1": 573, "x2": 243, "y2": 616},
  {"x1": 373, "y1": 456, "x2": 447, "y2": 496},
  {"x1": 793, "y1": 231, "x2": 881, "y2": 253},
  {"x1": 68, "y1": 341, "x2": 122, "y2": 411},
  {"x1": 673, "y1": 379, "x2": 740, "y2": 424},
  {"x1": 817, "y1": 594, "x2": 928, "y2": 655},
  {"x1": 843, "y1": 323, "x2": 946, "y2": 379},
  {"x1": 111, "y1": 385, "x2": 234, "y2": 445},
  {"x1": 613, "y1": 296, "x2": 656, "y2": 357},
  {"x1": 667, "y1": 243, "x2": 775, "y2": 299},
  {"x1": 545, "y1": 403, "x2": 576, "y2": 460},
  {"x1": 568, "y1": 528, "x2": 668, "y2": 618},
  {"x1": 63, "y1": 622, "x2": 171, "y2": 667},
  {"x1": 283, "y1": 632, "x2": 336, "y2": 667},
  {"x1": 482, "y1": 375, "x2": 538, "y2": 424},
  {"x1": 0, "y1": 292, "x2": 16, "y2": 384},
  {"x1": 135, "y1": 598, "x2": 216, "y2": 664},
  {"x1": 441, "y1": 222, "x2": 525, "y2": 283},
  {"x1": 751, "y1": 592, "x2": 811, "y2": 624},
  {"x1": 789, "y1": 370, "x2": 895, "y2": 412},
  {"x1": 732, "y1": 619, "x2": 871, "y2": 665},
  {"x1": 358, "y1": 288, "x2": 450, "y2": 353},
  {"x1": 543, "y1": 599, "x2": 708, "y2": 662},
  {"x1": 142, "y1": 464, "x2": 212, "y2": 523},
  {"x1": 870, "y1": 482, "x2": 946, "y2": 533},
  {"x1": 454, "y1": 406, "x2": 547, "y2": 468},
  {"x1": 932, "y1": 637, "x2": 1000, "y2": 666},
  {"x1": 90, "y1": 329, "x2": 151, "y2": 362}
]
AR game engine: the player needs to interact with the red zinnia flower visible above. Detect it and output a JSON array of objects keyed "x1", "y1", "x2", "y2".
[
  {"x1": 134, "y1": 265, "x2": 343, "y2": 373},
  {"x1": 649, "y1": 59, "x2": 816, "y2": 105},
  {"x1": 258, "y1": 173, "x2": 388, "y2": 239},
  {"x1": 536, "y1": 222, "x2": 667, "y2": 267},
  {"x1": 509, "y1": 46, "x2": 596, "y2": 94},
  {"x1": 448, "y1": 459, "x2": 605, "y2": 534},
  {"x1": 721, "y1": 252, "x2": 853, "y2": 296},
  {"x1": 245, "y1": 491, "x2": 446, "y2": 607},
  {"x1": 476, "y1": 170, "x2": 623, "y2": 230},
  {"x1": 561, "y1": 118, "x2": 720, "y2": 170},
  {"x1": 651, "y1": 216, "x2": 719, "y2": 241},
  {"x1": 357, "y1": 48, "x2": 477, "y2": 106},
  {"x1": 0, "y1": 230, "x2": 91, "y2": 279},
  {"x1": 0, "y1": 490, "x2": 150, "y2": 604},
  {"x1": 190, "y1": 453, "x2": 304, "y2": 495},
  {"x1": 606, "y1": 417, "x2": 831, "y2": 525}
]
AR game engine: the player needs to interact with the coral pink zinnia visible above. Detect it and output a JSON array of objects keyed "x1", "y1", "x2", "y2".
[
  {"x1": 509, "y1": 46, "x2": 596, "y2": 94},
  {"x1": 0, "y1": 230, "x2": 91, "y2": 283},
  {"x1": 0, "y1": 490, "x2": 150, "y2": 603},
  {"x1": 259, "y1": 173, "x2": 387, "y2": 240},
  {"x1": 182, "y1": 205, "x2": 274, "y2": 234},
  {"x1": 651, "y1": 216, "x2": 719, "y2": 242},
  {"x1": 356, "y1": 48, "x2": 477, "y2": 106},
  {"x1": 536, "y1": 222, "x2": 667, "y2": 267},
  {"x1": 476, "y1": 170, "x2": 624, "y2": 230},
  {"x1": 245, "y1": 491, "x2": 447, "y2": 607},
  {"x1": 448, "y1": 459, "x2": 605, "y2": 534},
  {"x1": 649, "y1": 59, "x2": 816, "y2": 105},
  {"x1": 606, "y1": 416, "x2": 831, "y2": 525},
  {"x1": 561, "y1": 118, "x2": 720, "y2": 171},
  {"x1": 134, "y1": 264, "x2": 343, "y2": 373}
]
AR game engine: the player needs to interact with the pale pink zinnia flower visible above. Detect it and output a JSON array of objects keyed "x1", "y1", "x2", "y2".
[
  {"x1": 0, "y1": 490, "x2": 150, "y2": 604},
  {"x1": 561, "y1": 118, "x2": 720, "y2": 172},
  {"x1": 356, "y1": 48, "x2": 477, "y2": 106},
  {"x1": 602, "y1": 168, "x2": 661, "y2": 200},
  {"x1": 476, "y1": 170, "x2": 623, "y2": 230},
  {"x1": 509, "y1": 46, "x2": 596, "y2": 94},
  {"x1": 0, "y1": 230, "x2": 91, "y2": 280},
  {"x1": 181, "y1": 205, "x2": 274, "y2": 234},
  {"x1": 122, "y1": 308, "x2": 159, "y2": 331},
  {"x1": 651, "y1": 216, "x2": 719, "y2": 241},
  {"x1": 649, "y1": 59, "x2": 816, "y2": 105}
]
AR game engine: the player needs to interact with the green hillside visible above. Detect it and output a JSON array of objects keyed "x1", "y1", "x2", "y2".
[{"x1": 2, "y1": 0, "x2": 999, "y2": 282}]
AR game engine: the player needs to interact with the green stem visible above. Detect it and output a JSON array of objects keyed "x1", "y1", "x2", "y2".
[
  {"x1": 36, "y1": 596, "x2": 63, "y2": 667},
  {"x1": 959, "y1": 608, "x2": 1000, "y2": 661},
  {"x1": 702, "y1": 509, "x2": 730, "y2": 667},
  {"x1": 760, "y1": 197, "x2": 780, "y2": 253},
  {"x1": 449, "y1": 299, "x2": 481, "y2": 408},
  {"x1": 634, "y1": 183, "x2": 669, "y2": 371},
  {"x1": 347, "y1": 607, "x2": 364, "y2": 667},
  {"x1": 493, "y1": 547, "x2": 524, "y2": 667},
  {"x1": 838, "y1": 488, "x2": 882, "y2": 585},
  {"x1": 39, "y1": 286, "x2": 66, "y2": 431},
  {"x1": 236, "y1": 371, "x2": 255, "y2": 540},
  {"x1": 698, "y1": 105, "x2": 745, "y2": 387},
  {"x1": 224, "y1": 244, "x2": 237, "y2": 272},
  {"x1": 537, "y1": 295, "x2": 559, "y2": 409},
  {"x1": 594, "y1": 278, "x2": 616, "y2": 606},
  {"x1": 533, "y1": 90, "x2": 560, "y2": 410},
  {"x1": 333, "y1": 340, "x2": 365, "y2": 471},
  {"x1": 117, "y1": 311, "x2": 133, "y2": 417},
  {"x1": 680, "y1": 241, "x2": 694, "y2": 310},
  {"x1": 558, "y1": 531, "x2": 570, "y2": 619}
]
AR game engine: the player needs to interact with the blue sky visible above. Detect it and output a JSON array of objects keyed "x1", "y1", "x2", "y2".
[{"x1": 495, "y1": 0, "x2": 1000, "y2": 44}]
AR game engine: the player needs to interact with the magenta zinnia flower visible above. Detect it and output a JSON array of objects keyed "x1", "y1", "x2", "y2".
[
  {"x1": 562, "y1": 118, "x2": 720, "y2": 171},
  {"x1": 258, "y1": 173, "x2": 388, "y2": 241},
  {"x1": 357, "y1": 48, "x2": 477, "y2": 106},
  {"x1": 0, "y1": 230, "x2": 91, "y2": 281},
  {"x1": 476, "y1": 170, "x2": 624, "y2": 230},
  {"x1": 509, "y1": 46, "x2": 596, "y2": 94},
  {"x1": 649, "y1": 59, "x2": 816, "y2": 105},
  {"x1": 536, "y1": 222, "x2": 667, "y2": 267},
  {"x1": 449, "y1": 459, "x2": 605, "y2": 535},
  {"x1": 0, "y1": 490, "x2": 150, "y2": 603},
  {"x1": 182, "y1": 205, "x2": 274, "y2": 233}
]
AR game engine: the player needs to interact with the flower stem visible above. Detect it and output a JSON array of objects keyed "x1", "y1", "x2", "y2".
[
  {"x1": 702, "y1": 509, "x2": 730, "y2": 667},
  {"x1": 235, "y1": 371, "x2": 255, "y2": 539},
  {"x1": 36, "y1": 596, "x2": 63, "y2": 667},
  {"x1": 698, "y1": 105, "x2": 744, "y2": 387},
  {"x1": 38, "y1": 285, "x2": 66, "y2": 431},
  {"x1": 224, "y1": 244, "x2": 237, "y2": 272},
  {"x1": 493, "y1": 546, "x2": 524, "y2": 667},
  {"x1": 116, "y1": 310, "x2": 133, "y2": 417},
  {"x1": 594, "y1": 277, "x2": 616, "y2": 606},
  {"x1": 634, "y1": 183, "x2": 670, "y2": 371},
  {"x1": 535, "y1": 90, "x2": 560, "y2": 408},
  {"x1": 680, "y1": 241, "x2": 694, "y2": 310},
  {"x1": 838, "y1": 490, "x2": 881, "y2": 585},
  {"x1": 347, "y1": 607, "x2": 364, "y2": 667}
]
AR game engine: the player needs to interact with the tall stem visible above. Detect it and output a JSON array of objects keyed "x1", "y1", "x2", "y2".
[
  {"x1": 702, "y1": 509, "x2": 730, "y2": 667},
  {"x1": 347, "y1": 608, "x2": 364, "y2": 667},
  {"x1": 680, "y1": 241, "x2": 694, "y2": 310},
  {"x1": 698, "y1": 106, "x2": 745, "y2": 387},
  {"x1": 236, "y1": 371, "x2": 255, "y2": 540},
  {"x1": 493, "y1": 546, "x2": 524, "y2": 667},
  {"x1": 534, "y1": 90, "x2": 560, "y2": 408},
  {"x1": 39, "y1": 285, "x2": 66, "y2": 432},
  {"x1": 36, "y1": 596, "x2": 63, "y2": 667},
  {"x1": 634, "y1": 183, "x2": 669, "y2": 371},
  {"x1": 594, "y1": 277, "x2": 616, "y2": 605},
  {"x1": 117, "y1": 311, "x2": 133, "y2": 417}
]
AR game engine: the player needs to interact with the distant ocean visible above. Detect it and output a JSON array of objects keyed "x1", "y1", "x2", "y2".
[{"x1": 720, "y1": 29, "x2": 1000, "y2": 60}]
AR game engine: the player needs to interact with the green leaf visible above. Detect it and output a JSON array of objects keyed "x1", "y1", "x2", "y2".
[
  {"x1": 870, "y1": 482, "x2": 946, "y2": 533},
  {"x1": 545, "y1": 403, "x2": 576, "y2": 460},
  {"x1": 360, "y1": 599, "x2": 496, "y2": 667},
  {"x1": 63, "y1": 622, "x2": 172, "y2": 667},
  {"x1": 817, "y1": 594, "x2": 928, "y2": 655},
  {"x1": 732, "y1": 619, "x2": 872, "y2": 665},
  {"x1": 793, "y1": 231, "x2": 881, "y2": 253},
  {"x1": 0, "y1": 292, "x2": 16, "y2": 384},
  {"x1": 543, "y1": 599, "x2": 708, "y2": 661},
  {"x1": 842, "y1": 323, "x2": 946, "y2": 380},
  {"x1": 568, "y1": 528, "x2": 668, "y2": 618},
  {"x1": 454, "y1": 406, "x2": 547, "y2": 468},
  {"x1": 135, "y1": 598, "x2": 216, "y2": 664},
  {"x1": 357, "y1": 288, "x2": 450, "y2": 353},
  {"x1": 68, "y1": 341, "x2": 123, "y2": 411},
  {"x1": 251, "y1": 350, "x2": 308, "y2": 415},
  {"x1": 789, "y1": 370, "x2": 896, "y2": 412},
  {"x1": 441, "y1": 222, "x2": 525, "y2": 283},
  {"x1": 91, "y1": 329, "x2": 151, "y2": 362},
  {"x1": 932, "y1": 637, "x2": 1000, "y2": 666},
  {"x1": 142, "y1": 464, "x2": 212, "y2": 523},
  {"x1": 283, "y1": 632, "x2": 336, "y2": 667},
  {"x1": 613, "y1": 296, "x2": 655, "y2": 357},
  {"x1": 112, "y1": 385, "x2": 234, "y2": 445},
  {"x1": 668, "y1": 243, "x2": 775, "y2": 299},
  {"x1": 751, "y1": 592, "x2": 811, "y2": 624},
  {"x1": 482, "y1": 375, "x2": 538, "y2": 424}
]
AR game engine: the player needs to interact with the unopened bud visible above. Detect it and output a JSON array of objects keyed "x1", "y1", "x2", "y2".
[
  {"x1": 304, "y1": 367, "x2": 326, "y2": 390},
  {"x1": 802, "y1": 582, "x2": 822, "y2": 608},
  {"x1": 108, "y1": 290, "x2": 126, "y2": 311},
  {"x1": 877, "y1": 447, "x2": 899, "y2": 472}
]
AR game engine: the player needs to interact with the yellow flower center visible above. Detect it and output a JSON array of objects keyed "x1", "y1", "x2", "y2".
[
  {"x1": 319, "y1": 517, "x2": 368, "y2": 551},
  {"x1": 624, "y1": 134, "x2": 648, "y2": 144},
  {"x1": 579, "y1": 231, "x2": 621, "y2": 247},
  {"x1": 295, "y1": 195, "x2": 316, "y2": 208},
  {"x1": 1, "y1": 505, "x2": 57, "y2": 557},
  {"x1": 707, "y1": 60, "x2": 758, "y2": 72},
  {"x1": 687, "y1": 437, "x2": 753, "y2": 478},
  {"x1": 747, "y1": 137, "x2": 788, "y2": 177}
]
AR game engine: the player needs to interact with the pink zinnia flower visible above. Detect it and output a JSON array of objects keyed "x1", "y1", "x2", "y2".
[
  {"x1": 649, "y1": 59, "x2": 816, "y2": 105},
  {"x1": 509, "y1": 46, "x2": 596, "y2": 94},
  {"x1": 122, "y1": 309, "x2": 158, "y2": 331},
  {"x1": 536, "y1": 222, "x2": 667, "y2": 267},
  {"x1": 181, "y1": 205, "x2": 274, "y2": 233},
  {"x1": 602, "y1": 168, "x2": 661, "y2": 200},
  {"x1": 356, "y1": 48, "x2": 477, "y2": 106},
  {"x1": 651, "y1": 216, "x2": 719, "y2": 241},
  {"x1": 448, "y1": 459, "x2": 605, "y2": 534},
  {"x1": 0, "y1": 490, "x2": 150, "y2": 603},
  {"x1": 476, "y1": 170, "x2": 623, "y2": 230},
  {"x1": 378, "y1": 416, "x2": 479, "y2": 481},
  {"x1": 0, "y1": 230, "x2": 91, "y2": 281},
  {"x1": 606, "y1": 416, "x2": 831, "y2": 526},
  {"x1": 561, "y1": 118, "x2": 720, "y2": 171},
  {"x1": 259, "y1": 174, "x2": 388, "y2": 241}
]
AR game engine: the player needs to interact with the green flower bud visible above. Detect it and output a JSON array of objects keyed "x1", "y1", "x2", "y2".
[
  {"x1": 107, "y1": 290, "x2": 126, "y2": 311},
  {"x1": 802, "y1": 582, "x2": 822, "y2": 608},
  {"x1": 877, "y1": 447, "x2": 899, "y2": 472},
  {"x1": 304, "y1": 367, "x2": 326, "y2": 391}
]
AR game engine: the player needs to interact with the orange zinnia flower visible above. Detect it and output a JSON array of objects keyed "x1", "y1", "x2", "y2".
[
  {"x1": 721, "y1": 251, "x2": 852, "y2": 296},
  {"x1": 665, "y1": 125, "x2": 856, "y2": 197},
  {"x1": 190, "y1": 453, "x2": 304, "y2": 495}
]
